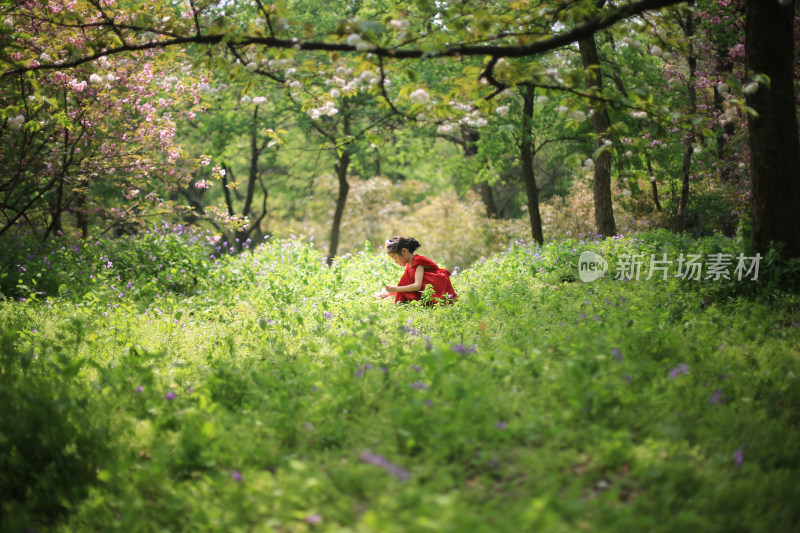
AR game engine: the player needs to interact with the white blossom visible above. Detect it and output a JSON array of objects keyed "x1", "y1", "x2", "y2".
[
  {"x1": 743, "y1": 82, "x2": 759, "y2": 95},
  {"x1": 8, "y1": 114, "x2": 25, "y2": 129},
  {"x1": 410, "y1": 89, "x2": 430, "y2": 104},
  {"x1": 40, "y1": 53, "x2": 52, "y2": 63},
  {"x1": 582, "y1": 158, "x2": 594, "y2": 171},
  {"x1": 3, "y1": 17, "x2": 13, "y2": 29},
  {"x1": 546, "y1": 68, "x2": 559, "y2": 77},
  {"x1": 289, "y1": 80, "x2": 302, "y2": 89},
  {"x1": 330, "y1": 89, "x2": 341, "y2": 98},
  {"x1": 346, "y1": 33, "x2": 362, "y2": 46},
  {"x1": 630, "y1": 110, "x2": 648, "y2": 119},
  {"x1": 536, "y1": 95, "x2": 549, "y2": 105},
  {"x1": 240, "y1": 95, "x2": 252, "y2": 104},
  {"x1": 437, "y1": 123, "x2": 455, "y2": 134},
  {"x1": 356, "y1": 41, "x2": 375, "y2": 52},
  {"x1": 142, "y1": 31, "x2": 158, "y2": 42},
  {"x1": 90, "y1": 73, "x2": 104, "y2": 85},
  {"x1": 496, "y1": 105, "x2": 509, "y2": 117},
  {"x1": 252, "y1": 96, "x2": 268, "y2": 105},
  {"x1": 649, "y1": 45, "x2": 663, "y2": 57},
  {"x1": 717, "y1": 82, "x2": 730, "y2": 95},
  {"x1": 285, "y1": 67, "x2": 296, "y2": 76},
  {"x1": 389, "y1": 19, "x2": 408, "y2": 30},
  {"x1": 555, "y1": 105, "x2": 569, "y2": 114},
  {"x1": 624, "y1": 150, "x2": 634, "y2": 158},
  {"x1": 246, "y1": 62, "x2": 258, "y2": 71},
  {"x1": 622, "y1": 190, "x2": 632, "y2": 198}
]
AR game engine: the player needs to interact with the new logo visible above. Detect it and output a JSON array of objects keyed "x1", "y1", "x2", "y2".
[{"x1": 578, "y1": 251, "x2": 608, "y2": 282}]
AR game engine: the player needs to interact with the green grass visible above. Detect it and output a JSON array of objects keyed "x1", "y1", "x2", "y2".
[{"x1": 2, "y1": 230, "x2": 799, "y2": 532}]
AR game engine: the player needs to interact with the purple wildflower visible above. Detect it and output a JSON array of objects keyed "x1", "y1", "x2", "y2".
[
  {"x1": 323, "y1": 311, "x2": 332, "y2": 319},
  {"x1": 135, "y1": 385, "x2": 144, "y2": 393},
  {"x1": 709, "y1": 389, "x2": 724, "y2": 405},
  {"x1": 412, "y1": 364, "x2": 422, "y2": 373},
  {"x1": 495, "y1": 421, "x2": 508, "y2": 430},
  {"x1": 165, "y1": 391, "x2": 177, "y2": 401},
  {"x1": 307, "y1": 514, "x2": 322, "y2": 525},
  {"x1": 231, "y1": 470, "x2": 243, "y2": 482},
  {"x1": 792, "y1": 321, "x2": 799, "y2": 328},
  {"x1": 734, "y1": 448, "x2": 743, "y2": 466},
  {"x1": 451, "y1": 344, "x2": 477, "y2": 355},
  {"x1": 410, "y1": 381, "x2": 429, "y2": 390},
  {"x1": 611, "y1": 348, "x2": 624, "y2": 362},
  {"x1": 669, "y1": 364, "x2": 689, "y2": 379},
  {"x1": 187, "y1": 386, "x2": 194, "y2": 395},
  {"x1": 359, "y1": 450, "x2": 410, "y2": 481}
]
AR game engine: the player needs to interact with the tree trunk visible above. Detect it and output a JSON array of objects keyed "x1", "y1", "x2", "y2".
[
  {"x1": 579, "y1": 34, "x2": 617, "y2": 238},
  {"x1": 234, "y1": 106, "x2": 264, "y2": 250},
  {"x1": 327, "y1": 151, "x2": 350, "y2": 263},
  {"x1": 76, "y1": 194, "x2": 88, "y2": 238},
  {"x1": 677, "y1": 3, "x2": 696, "y2": 233},
  {"x1": 45, "y1": 177, "x2": 64, "y2": 239},
  {"x1": 521, "y1": 85, "x2": 544, "y2": 245},
  {"x1": 327, "y1": 112, "x2": 351, "y2": 264},
  {"x1": 745, "y1": 0, "x2": 800, "y2": 258},
  {"x1": 645, "y1": 153, "x2": 662, "y2": 212},
  {"x1": 479, "y1": 181, "x2": 499, "y2": 219}
]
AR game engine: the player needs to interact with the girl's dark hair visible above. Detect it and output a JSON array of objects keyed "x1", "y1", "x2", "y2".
[{"x1": 386, "y1": 236, "x2": 421, "y2": 254}]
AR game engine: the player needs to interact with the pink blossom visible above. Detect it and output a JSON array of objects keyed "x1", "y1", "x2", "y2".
[{"x1": 729, "y1": 44, "x2": 745, "y2": 58}]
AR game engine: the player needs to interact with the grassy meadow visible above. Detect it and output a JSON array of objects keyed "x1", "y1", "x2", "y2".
[{"x1": 2, "y1": 226, "x2": 800, "y2": 532}]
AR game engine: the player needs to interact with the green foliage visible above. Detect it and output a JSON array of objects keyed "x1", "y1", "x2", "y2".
[{"x1": 1, "y1": 231, "x2": 799, "y2": 531}]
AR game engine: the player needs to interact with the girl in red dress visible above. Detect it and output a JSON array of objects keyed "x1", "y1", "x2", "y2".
[{"x1": 378, "y1": 236, "x2": 457, "y2": 305}]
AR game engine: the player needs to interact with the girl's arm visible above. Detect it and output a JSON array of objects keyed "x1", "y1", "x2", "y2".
[{"x1": 386, "y1": 265, "x2": 425, "y2": 293}]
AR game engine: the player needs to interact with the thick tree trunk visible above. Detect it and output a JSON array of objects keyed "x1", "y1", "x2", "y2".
[
  {"x1": 521, "y1": 85, "x2": 544, "y2": 245},
  {"x1": 745, "y1": 0, "x2": 800, "y2": 258},
  {"x1": 677, "y1": 4, "x2": 696, "y2": 233},
  {"x1": 579, "y1": 35, "x2": 617, "y2": 238}
]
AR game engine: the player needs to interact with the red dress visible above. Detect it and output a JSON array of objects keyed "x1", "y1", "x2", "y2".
[{"x1": 393, "y1": 255, "x2": 457, "y2": 305}]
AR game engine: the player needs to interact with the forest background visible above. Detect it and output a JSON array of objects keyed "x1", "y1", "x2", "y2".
[{"x1": 1, "y1": 0, "x2": 798, "y2": 272}]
